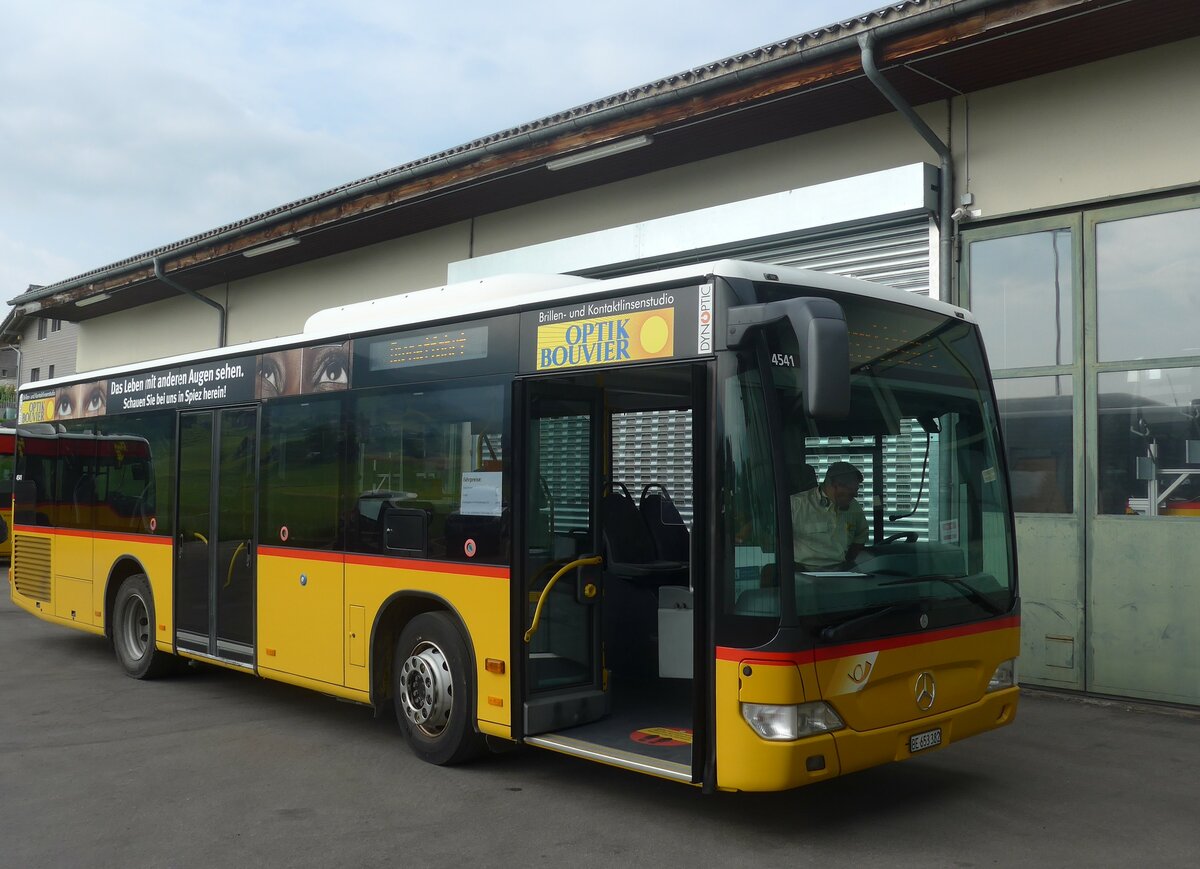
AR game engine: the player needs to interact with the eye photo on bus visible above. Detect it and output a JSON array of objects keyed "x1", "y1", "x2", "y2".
[
  {"x1": 55, "y1": 381, "x2": 108, "y2": 418},
  {"x1": 258, "y1": 343, "x2": 349, "y2": 399}
]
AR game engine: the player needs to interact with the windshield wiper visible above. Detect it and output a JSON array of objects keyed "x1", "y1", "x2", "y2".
[
  {"x1": 879, "y1": 574, "x2": 1005, "y2": 615},
  {"x1": 817, "y1": 599, "x2": 931, "y2": 643}
]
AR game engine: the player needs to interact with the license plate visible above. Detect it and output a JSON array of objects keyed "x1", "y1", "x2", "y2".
[{"x1": 909, "y1": 728, "x2": 942, "y2": 753}]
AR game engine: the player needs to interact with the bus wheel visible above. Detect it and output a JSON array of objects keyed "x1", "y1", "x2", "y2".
[
  {"x1": 393, "y1": 612, "x2": 485, "y2": 765},
  {"x1": 112, "y1": 574, "x2": 174, "y2": 680}
]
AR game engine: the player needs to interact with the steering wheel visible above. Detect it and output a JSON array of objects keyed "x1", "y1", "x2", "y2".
[{"x1": 882, "y1": 531, "x2": 918, "y2": 544}]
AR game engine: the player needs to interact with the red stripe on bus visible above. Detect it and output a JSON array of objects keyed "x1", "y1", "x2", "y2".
[
  {"x1": 715, "y1": 615, "x2": 1020, "y2": 665},
  {"x1": 259, "y1": 546, "x2": 509, "y2": 580},
  {"x1": 93, "y1": 530, "x2": 171, "y2": 545},
  {"x1": 347, "y1": 552, "x2": 509, "y2": 579},
  {"x1": 13, "y1": 525, "x2": 170, "y2": 545},
  {"x1": 258, "y1": 546, "x2": 344, "y2": 563}
]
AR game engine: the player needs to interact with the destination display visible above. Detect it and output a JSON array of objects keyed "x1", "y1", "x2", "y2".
[
  {"x1": 369, "y1": 326, "x2": 489, "y2": 371},
  {"x1": 352, "y1": 315, "x2": 520, "y2": 388}
]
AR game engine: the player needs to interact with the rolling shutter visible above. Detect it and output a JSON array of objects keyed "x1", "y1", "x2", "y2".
[{"x1": 598, "y1": 214, "x2": 935, "y2": 533}]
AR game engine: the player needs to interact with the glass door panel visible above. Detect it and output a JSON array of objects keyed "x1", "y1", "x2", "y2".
[
  {"x1": 175, "y1": 407, "x2": 258, "y2": 664},
  {"x1": 176, "y1": 413, "x2": 213, "y2": 652},
  {"x1": 520, "y1": 383, "x2": 606, "y2": 735},
  {"x1": 962, "y1": 218, "x2": 1085, "y2": 691},
  {"x1": 215, "y1": 408, "x2": 257, "y2": 660}
]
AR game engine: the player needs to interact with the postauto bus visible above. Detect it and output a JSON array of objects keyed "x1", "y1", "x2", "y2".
[{"x1": 9, "y1": 261, "x2": 1018, "y2": 792}]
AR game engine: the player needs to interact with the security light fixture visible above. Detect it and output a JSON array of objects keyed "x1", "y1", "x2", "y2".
[
  {"x1": 546, "y1": 135, "x2": 654, "y2": 171},
  {"x1": 243, "y1": 237, "x2": 301, "y2": 258}
]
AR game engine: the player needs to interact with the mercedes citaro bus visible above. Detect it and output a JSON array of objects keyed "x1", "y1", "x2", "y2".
[{"x1": 9, "y1": 260, "x2": 1018, "y2": 792}]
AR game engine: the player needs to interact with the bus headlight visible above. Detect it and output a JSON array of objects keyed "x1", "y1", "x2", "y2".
[
  {"x1": 741, "y1": 701, "x2": 845, "y2": 741},
  {"x1": 987, "y1": 658, "x2": 1017, "y2": 692}
]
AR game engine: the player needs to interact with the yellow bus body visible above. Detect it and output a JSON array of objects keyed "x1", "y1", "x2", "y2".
[
  {"x1": 714, "y1": 619, "x2": 1020, "y2": 792},
  {"x1": 11, "y1": 530, "x2": 515, "y2": 737},
  {"x1": 14, "y1": 530, "x2": 1015, "y2": 793}
]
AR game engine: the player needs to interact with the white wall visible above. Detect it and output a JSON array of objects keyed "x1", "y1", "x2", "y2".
[
  {"x1": 78, "y1": 222, "x2": 472, "y2": 371},
  {"x1": 78, "y1": 292, "x2": 221, "y2": 371},
  {"x1": 224, "y1": 221, "x2": 471, "y2": 345},
  {"x1": 953, "y1": 37, "x2": 1200, "y2": 219}
]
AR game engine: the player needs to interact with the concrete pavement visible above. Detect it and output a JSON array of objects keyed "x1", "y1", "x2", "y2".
[{"x1": 2, "y1": 581, "x2": 1197, "y2": 868}]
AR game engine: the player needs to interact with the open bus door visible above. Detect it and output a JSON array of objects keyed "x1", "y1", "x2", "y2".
[
  {"x1": 517, "y1": 382, "x2": 608, "y2": 736},
  {"x1": 515, "y1": 364, "x2": 708, "y2": 786}
]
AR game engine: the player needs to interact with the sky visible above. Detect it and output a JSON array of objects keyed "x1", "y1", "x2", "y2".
[{"x1": 1, "y1": 0, "x2": 878, "y2": 304}]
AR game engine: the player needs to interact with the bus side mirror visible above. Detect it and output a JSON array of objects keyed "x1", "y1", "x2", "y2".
[{"x1": 727, "y1": 297, "x2": 850, "y2": 419}]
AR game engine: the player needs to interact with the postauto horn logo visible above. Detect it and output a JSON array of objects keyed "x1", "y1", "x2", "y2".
[{"x1": 536, "y1": 302, "x2": 675, "y2": 371}]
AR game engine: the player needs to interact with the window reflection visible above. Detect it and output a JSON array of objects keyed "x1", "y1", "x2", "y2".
[
  {"x1": 349, "y1": 382, "x2": 508, "y2": 562},
  {"x1": 722, "y1": 367, "x2": 778, "y2": 623},
  {"x1": 1098, "y1": 368, "x2": 1200, "y2": 516},
  {"x1": 1097, "y1": 207, "x2": 1200, "y2": 363},
  {"x1": 969, "y1": 229, "x2": 1073, "y2": 369},
  {"x1": 995, "y1": 376, "x2": 1073, "y2": 513}
]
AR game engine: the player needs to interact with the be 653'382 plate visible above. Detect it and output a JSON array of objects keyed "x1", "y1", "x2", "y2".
[{"x1": 909, "y1": 727, "x2": 942, "y2": 754}]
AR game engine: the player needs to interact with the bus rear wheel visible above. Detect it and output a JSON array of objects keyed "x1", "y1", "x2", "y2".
[
  {"x1": 112, "y1": 574, "x2": 175, "y2": 679},
  {"x1": 393, "y1": 612, "x2": 485, "y2": 765}
]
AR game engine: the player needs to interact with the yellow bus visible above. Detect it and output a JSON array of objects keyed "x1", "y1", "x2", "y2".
[
  {"x1": 0, "y1": 427, "x2": 14, "y2": 559},
  {"x1": 9, "y1": 261, "x2": 1019, "y2": 791}
]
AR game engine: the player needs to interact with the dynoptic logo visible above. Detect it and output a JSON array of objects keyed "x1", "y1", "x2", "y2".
[{"x1": 914, "y1": 671, "x2": 937, "y2": 711}]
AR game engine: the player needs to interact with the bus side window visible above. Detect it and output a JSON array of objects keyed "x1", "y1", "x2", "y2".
[{"x1": 349, "y1": 382, "x2": 508, "y2": 563}]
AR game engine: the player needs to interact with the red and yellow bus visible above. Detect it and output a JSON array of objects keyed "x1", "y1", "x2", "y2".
[
  {"x1": 9, "y1": 261, "x2": 1018, "y2": 791},
  {"x1": 0, "y1": 427, "x2": 14, "y2": 559}
]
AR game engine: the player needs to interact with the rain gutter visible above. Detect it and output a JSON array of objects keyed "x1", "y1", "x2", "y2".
[
  {"x1": 153, "y1": 256, "x2": 227, "y2": 348},
  {"x1": 858, "y1": 31, "x2": 954, "y2": 297}
]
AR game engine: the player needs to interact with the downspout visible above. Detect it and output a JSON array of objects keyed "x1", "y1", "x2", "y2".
[
  {"x1": 5, "y1": 343, "x2": 20, "y2": 418},
  {"x1": 858, "y1": 33, "x2": 954, "y2": 298},
  {"x1": 152, "y1": 256, "x2": 227, "y2": 348}
]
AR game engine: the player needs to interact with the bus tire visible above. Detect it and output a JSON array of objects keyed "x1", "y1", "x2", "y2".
[
  {"x1": 393, "y1": 612, "x2": 486, "y2": 765},
  {"x1": 112, "y1": 574, "x2": 174, "y2": 680}
]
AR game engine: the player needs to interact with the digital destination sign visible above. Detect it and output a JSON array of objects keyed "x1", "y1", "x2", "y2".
[{"x1": 368, "y1": 326, "x2": 489, "y2": 371}]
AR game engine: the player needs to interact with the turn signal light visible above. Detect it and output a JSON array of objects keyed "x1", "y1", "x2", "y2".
[
  {"x1": 987, "y1": 659, "x2": 1017, "y2": 692},
  {"x1": 742, "y1": 701, "x2": 844, "y2": 741}
]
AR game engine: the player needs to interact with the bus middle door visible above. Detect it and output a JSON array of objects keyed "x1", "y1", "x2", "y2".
[
  {"x1": 517, "y1": 381, "x2": 608, "y2": 736},
  {"x1": 175, "y1": 406, "x2": 258, "y2": 666}
]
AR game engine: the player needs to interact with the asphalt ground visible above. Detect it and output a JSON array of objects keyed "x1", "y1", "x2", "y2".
[{"x1": 2, "y1": 578, "x2": 1198, "y2": 869}]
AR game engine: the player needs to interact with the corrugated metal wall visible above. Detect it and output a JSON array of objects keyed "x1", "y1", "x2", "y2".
[{"x1": 727, "y1": 216, "x2": 932, "y2": 295}]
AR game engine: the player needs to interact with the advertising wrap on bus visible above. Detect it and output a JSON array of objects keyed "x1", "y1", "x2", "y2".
[
  {"x1": 18, "y1": 347, "x2": 352, "y2": 424},
  {"x1": 522, "y1": 286, "x2": 707, "y2": 373}
]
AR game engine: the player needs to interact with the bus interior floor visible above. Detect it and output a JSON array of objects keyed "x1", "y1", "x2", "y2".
[{"x1": 561, "y1": 675, "x2": 694, "y2": 764}]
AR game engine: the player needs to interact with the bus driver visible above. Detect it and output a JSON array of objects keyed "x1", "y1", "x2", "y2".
[{"x1": 791, "y1": 461, "x2": 869, "y2": 570}]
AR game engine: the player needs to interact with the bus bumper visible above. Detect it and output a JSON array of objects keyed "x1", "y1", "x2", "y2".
[
  {"x1": 832, "y1": 685, "x2": 1019, "y2": 775},
  {"x1": 716, "y1": 666, "x2": 1019, "y2": 792}
]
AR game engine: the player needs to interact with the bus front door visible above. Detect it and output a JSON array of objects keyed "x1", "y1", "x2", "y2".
[
  {"x1": 519, "y1": 383, "x2": 608, "y2": 736},
  {"x1": 175, "y1": 407, "x2": 257, "y2": 666}
]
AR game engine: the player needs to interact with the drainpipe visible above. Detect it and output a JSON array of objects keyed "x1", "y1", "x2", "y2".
[
  {"x1": 4, "y1": 343, "x2": 20, "y2": 420},
  {"x1": 858, "y1": 33, "x2": 954, "y2": 299},
  {"x1": 152, "y1": 256, "x2": 227, "y2": 348}
]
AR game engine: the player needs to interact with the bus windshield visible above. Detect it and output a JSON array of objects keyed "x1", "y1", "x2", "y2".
[{"x1": 724, "y1": 288, "x2": 1015, "y2": 644}]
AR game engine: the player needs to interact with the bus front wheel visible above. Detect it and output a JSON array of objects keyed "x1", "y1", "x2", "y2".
[
  {"x1": 112, "y1": 574, "x2": 175, "y2": 679},
  {"x1": 393, "y1": 612, "x2": 485, "y2": 765}
]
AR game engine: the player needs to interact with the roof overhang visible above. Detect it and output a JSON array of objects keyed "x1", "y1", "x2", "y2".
[{"x1": 14, "y1": 0, "x2": 1200, "y2": 321}]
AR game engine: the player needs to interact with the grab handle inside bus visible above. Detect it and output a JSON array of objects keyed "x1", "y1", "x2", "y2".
[
  {"x1": 524, "y1": 555, "x2": 604, "y2": 643},
  {"x1": 726, "y1": 297, "x2": 850, "y2": 419}
]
